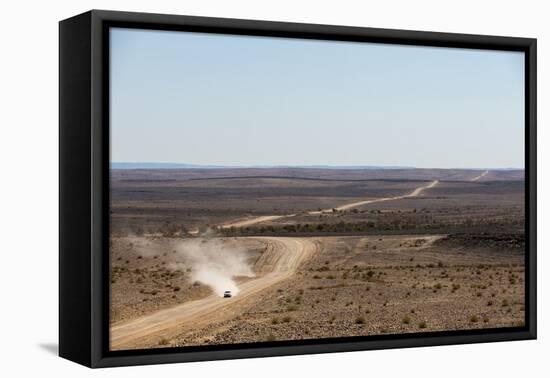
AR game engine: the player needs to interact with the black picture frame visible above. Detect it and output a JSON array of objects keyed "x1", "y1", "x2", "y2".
[{"x1": 59, "y1": 9, "x2": 537, "y2": 368}]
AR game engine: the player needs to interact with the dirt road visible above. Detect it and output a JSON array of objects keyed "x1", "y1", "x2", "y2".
[
  {"x1": 309, "y1": 180, "x2": 439, "y2": 214},
  {"x1": 222, "y1": 215, "x2": 296, "y2": 229},
  {"x1": 222, "y1": 180, "x2": 440, "y2": 227},
  {"x1": 111, "y1": 180, "x2": 439, "y2": 349},
  {"x1": 471, "y1": 170, "x2": 489, "y2": 181},
  {"x1": 110, "y1": 237, "x2": 318, "y2": 350}
]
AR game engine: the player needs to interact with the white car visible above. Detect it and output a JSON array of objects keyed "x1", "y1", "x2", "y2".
[{"x1": 223, "y1": 290, "x2": 232, "y2": 298}]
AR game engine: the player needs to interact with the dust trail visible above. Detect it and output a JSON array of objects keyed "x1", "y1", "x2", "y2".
[{"x1": 173, "y1": 239, "x2": 255, "y2": 297}]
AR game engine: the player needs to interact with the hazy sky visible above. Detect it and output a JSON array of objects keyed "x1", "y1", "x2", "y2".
[{"x1": 110, "y1": 27, "x2": 525, "y2": 169}]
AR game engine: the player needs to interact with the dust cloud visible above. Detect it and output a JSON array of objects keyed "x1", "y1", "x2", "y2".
[{"x1": 174, "y1": 238, "x2": 255, "y2": 297}]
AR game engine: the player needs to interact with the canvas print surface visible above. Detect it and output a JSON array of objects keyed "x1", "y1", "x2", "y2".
[{"x1": 108, "y1": 28, "x2": 525, "y2": 351}]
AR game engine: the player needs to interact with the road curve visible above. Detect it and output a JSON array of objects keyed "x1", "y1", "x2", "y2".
[{"x1": 110, "y1": 237, "x2": 317, "y2": 350}]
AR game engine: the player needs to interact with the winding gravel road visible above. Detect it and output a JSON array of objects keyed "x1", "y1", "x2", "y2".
[
  {"x1": 111, "y1": 179, "x2": 440, "y2": 349},
  {"x1": 110, "y1": 237, "x2": 318, "y2": 350}
]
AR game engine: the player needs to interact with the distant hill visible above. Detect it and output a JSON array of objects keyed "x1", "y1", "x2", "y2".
[
  {"x1": 111, "y1": 162, "x2": 224, "y2": 169},
  {"x1": 111, "y1": 162, "x2": 416, "y2": 170}
]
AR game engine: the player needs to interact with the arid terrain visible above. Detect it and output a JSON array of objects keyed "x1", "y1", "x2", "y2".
[{"x1": 109, "y1": 167, "x2": 525, "y2": 350}]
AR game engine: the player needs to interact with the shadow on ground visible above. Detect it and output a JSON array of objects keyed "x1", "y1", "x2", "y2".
[{"x1": 38, "y1": 343, "x2": 58, "y2": 355}]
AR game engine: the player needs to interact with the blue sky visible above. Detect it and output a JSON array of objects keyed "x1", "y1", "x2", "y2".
[{"x1": 110, "y1": 28, "x2": 525, "y2": 169}]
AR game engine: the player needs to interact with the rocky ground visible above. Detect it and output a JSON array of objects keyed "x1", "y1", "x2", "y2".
[{"x1": 162, "y1": 234, "x2": 525, "y2": 347}]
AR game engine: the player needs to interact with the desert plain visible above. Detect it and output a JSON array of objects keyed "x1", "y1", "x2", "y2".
[{"x1": 109, "y1": 167, "x2": 525, "y2": 350}]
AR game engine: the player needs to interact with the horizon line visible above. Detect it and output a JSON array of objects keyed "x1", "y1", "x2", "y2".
[{"x1": 110, "y1": 162, "x2": 524, "y2": 170}]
